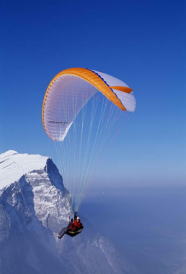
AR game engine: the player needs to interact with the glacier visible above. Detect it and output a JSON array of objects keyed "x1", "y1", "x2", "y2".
[{"x1": 0, "y1": 150, "x2": 133, "y2": 274}]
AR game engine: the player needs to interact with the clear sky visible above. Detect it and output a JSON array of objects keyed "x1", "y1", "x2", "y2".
[{"x1": 0, "y1": 0, "x2": 185, "y2": 186}]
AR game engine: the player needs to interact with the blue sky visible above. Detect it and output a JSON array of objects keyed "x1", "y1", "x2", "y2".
[{"x1": 0, "y1": 0, "x2": 185, "y2": 186}]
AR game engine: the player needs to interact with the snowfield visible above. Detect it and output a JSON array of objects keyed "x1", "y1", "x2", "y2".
[
  {"x1": 0, "y1": 150, "x2": 49, "y2": 188},
  {"x1": 0, "y1": 151, "x2": 133, "y2": 274}
]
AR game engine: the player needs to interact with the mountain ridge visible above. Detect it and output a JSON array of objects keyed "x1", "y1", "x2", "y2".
[{"x1": 0, "y1": 150, "x2": 133, "y2": 274}]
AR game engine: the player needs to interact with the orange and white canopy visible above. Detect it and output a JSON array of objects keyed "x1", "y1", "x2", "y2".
[{"x1": 42, "y1": 68, "x2": 136, "y2": 141}]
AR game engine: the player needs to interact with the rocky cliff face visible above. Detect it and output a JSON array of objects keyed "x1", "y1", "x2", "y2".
[
  {"x1": 0, "y1": 151, "x2": 131, "y2": 274},
  {"x1": 0, "y1": 150, "x2": 72, "y2": 236}
]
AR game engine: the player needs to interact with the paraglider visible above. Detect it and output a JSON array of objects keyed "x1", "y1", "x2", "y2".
[
  {"x1": 58, "y1": 214, "x2": 84, "y2": 239},
  {"x1": 42, "y1": 67, "x2": 136, "y2": 238}
]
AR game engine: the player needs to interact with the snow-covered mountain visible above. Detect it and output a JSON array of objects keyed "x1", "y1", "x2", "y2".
[{"x1": 0, "y1": 150, "x2": 133, "y2": 274}]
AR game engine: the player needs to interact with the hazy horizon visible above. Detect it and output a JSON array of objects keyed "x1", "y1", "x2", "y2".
[{"x1": 81, "y1": 184, "x2": 186, "y2": 274}]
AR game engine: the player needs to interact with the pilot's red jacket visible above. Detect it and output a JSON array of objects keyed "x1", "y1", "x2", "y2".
[
  {"x1": 67, "y1": 222, "x2": 77, "y2": 231},
  {"x1": 74, "y1": 220, "x2": 83, "y2": 228}
]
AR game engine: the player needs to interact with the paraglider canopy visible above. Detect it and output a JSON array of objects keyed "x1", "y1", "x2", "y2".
[{"x1": 42, "y1": 67, "x2": 136, "y2": 142}]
